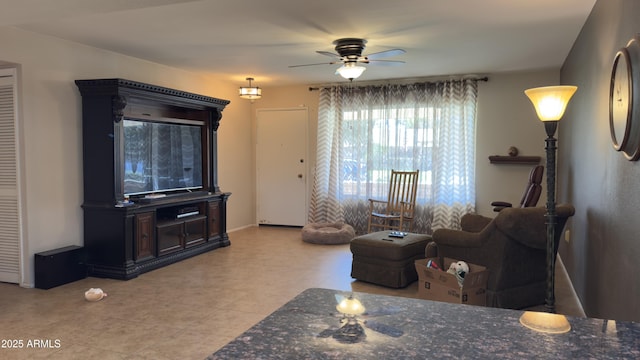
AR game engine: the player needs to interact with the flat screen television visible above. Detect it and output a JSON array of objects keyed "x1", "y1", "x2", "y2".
[{"x1": 122, "y1": 118, "x2": 204, "y2": 197}]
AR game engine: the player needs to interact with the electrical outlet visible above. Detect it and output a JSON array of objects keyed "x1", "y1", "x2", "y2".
[{"x1": 564, "y1": 230, "x2": 570, "y2": 243}]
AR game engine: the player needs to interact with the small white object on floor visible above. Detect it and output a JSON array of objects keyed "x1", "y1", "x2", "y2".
[{"x1": 84, "y1": 288, "x2": 107, "y2": 301}]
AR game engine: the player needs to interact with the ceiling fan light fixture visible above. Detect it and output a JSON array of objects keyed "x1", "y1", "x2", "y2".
[
  {"x1": 239, "y1": 77, "x2": 262, "y2": 100},
  {"x1": 336, "y1": 63, "x2": 366, "y2": 80}
]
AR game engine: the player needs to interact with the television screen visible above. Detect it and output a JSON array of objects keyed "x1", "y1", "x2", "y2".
[{"x1": 122, "y1": 119, "x2": 203, "y2": 196}]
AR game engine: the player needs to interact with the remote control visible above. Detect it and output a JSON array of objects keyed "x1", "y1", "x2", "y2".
[{"x1": 388, "y1": 231, "x2": 407, "y2": 238}]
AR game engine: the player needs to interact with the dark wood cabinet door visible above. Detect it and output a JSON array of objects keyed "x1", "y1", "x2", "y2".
[
  {"x1": 157, "y1": 221, "x2": 184, "y2": 256},
  {"x1": 135, "y1": 212, "x2": 155, "y2": 261},
  {"x1": 184, "y1": 216, "x2": 206, "y2": 248},
  {"x1": 208, "y1": 201, "x2": 221, "y2": 239}
]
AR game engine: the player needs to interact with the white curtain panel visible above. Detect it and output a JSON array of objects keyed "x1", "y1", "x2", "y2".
[{"x1": 309, "y1": 79, "x2": 478, "y2": 234}]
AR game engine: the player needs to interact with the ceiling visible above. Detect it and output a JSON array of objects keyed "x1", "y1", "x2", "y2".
[{"x1": 3, "y1": 0, "x2": 596, "y2": 86}]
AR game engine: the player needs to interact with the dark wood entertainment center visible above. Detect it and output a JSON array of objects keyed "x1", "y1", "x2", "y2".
[{"x1": 75, "y1": 78, "x2": 231, "y2": 279}]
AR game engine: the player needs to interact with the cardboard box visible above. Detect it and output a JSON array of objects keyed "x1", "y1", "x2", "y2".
[{"x1": 415, "y1": 257, "x2": 489, "y2": 306}]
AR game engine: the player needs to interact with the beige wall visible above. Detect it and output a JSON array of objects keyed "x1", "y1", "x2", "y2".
[
  {"x1": 0, "y1": 26, "x2": 253, "y2": 287},
  {"x1": 475, "y1": 70, "x2": 559, "y2": 216}
]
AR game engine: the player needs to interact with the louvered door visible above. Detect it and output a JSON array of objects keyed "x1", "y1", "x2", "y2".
[{"x1": 0, "y1": 69, "x2": 21, "y2": 284}]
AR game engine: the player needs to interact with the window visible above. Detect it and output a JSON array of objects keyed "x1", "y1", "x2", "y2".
[
  {"x1": 340, "y1": 106, "x2": 437, "y2": 200},
  {"x1": 310, "y1": 80, "x2": 478, "y2": 232}
]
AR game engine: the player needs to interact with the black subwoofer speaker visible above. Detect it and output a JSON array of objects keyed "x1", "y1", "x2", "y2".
[{"x1": 34, "y1": 245, "x2": 87, "y2": 289}]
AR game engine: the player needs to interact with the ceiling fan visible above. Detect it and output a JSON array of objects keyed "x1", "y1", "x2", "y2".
[{"x1": 289, "y1": 38, "x2": 406, "y2": 80}]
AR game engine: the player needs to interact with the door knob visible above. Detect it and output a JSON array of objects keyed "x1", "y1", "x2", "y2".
[{"x1": 298, "y1": 174, "x2": 303, "y2": 178}]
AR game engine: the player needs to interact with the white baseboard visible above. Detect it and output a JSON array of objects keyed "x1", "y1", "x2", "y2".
[
  {"x1": 227, "y1": 224, "x2": 258, "y2": 233},
  {"x1": 557, "y1": 255, "x2": 586, "y2": 317}
]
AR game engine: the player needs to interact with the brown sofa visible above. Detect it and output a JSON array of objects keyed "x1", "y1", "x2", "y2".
[{"x1": 426, "y1": 204, "x2": 575, "y2": 309}]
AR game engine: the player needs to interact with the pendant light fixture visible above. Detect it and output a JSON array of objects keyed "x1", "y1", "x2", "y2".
[{"x1": 239, "y1": 77, "x2": 262, "y2": 100}]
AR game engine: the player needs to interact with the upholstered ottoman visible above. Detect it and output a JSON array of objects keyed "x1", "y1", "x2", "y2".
[{"x1": 350, "y1": 231, "x2": 431, "y2": 288}]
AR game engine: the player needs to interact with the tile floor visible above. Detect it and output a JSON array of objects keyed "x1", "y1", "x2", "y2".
[{"x1": 0, "y1": 226, "x2": 584, "y2": 359}]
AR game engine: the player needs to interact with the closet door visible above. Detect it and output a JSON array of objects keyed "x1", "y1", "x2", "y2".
[{"x1": 0, "y1": 68, "x2": 22, "y2": 284}]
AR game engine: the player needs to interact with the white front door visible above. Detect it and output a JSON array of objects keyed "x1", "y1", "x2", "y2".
[{"x1": 256, "y1": 108, "x2": 308, "y2": 226}]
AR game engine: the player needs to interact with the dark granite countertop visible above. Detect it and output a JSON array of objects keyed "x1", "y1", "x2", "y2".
[{"x1": 207, "y1": 288, "x2": 640, "y2": 359}]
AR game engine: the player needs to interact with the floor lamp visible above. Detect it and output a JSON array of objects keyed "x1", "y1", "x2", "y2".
[{"x1": 519, "y1": 85, "x2": 577, "y2": 334}]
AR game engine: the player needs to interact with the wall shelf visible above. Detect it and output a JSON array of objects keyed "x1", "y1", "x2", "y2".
[{"x1": 488, "y1": 155, "x2": 541, "y2": 165}]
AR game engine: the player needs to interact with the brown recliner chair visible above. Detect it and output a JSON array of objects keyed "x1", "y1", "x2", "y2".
[
  {"x1": 491, "y1": 165, "x2": 544, "y2": 212},
  {"x1": 426, "y1": 204, "x2": 575, "y2": 309}
]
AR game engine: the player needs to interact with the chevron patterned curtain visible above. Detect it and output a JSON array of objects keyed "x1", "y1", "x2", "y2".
[{"x1": 309, "y1": 79, "x2": 477, "y2": 234}]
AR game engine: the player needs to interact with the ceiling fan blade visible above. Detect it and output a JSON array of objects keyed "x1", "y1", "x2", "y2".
[
  {"x1": 367, "y1": 59, "x2": 406, "y2": 66},
  {"x1": 288, "y1": 62, "x2": 338, "y2": 68},
  {"x1": 366, "y1": 49, "x2": 406, "y2": 60},
  {"x1": 316, "y1": 50, "x2": 341, "y2": 58},
  {"x1": 297, "y1": 40, "x2": 405, "y2": 70}
]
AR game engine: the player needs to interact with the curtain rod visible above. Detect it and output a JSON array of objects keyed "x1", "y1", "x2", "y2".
[{"x1": 308, "y1": 76, "x2": 489, "y2": 91}]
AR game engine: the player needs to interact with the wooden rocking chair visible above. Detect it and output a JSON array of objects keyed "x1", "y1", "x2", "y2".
[{"x1": 367, "y1": 170, "x2": 419, "y2": 233}]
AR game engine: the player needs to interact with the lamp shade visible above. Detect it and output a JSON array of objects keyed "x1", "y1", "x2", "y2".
[
  {"x1": 336, "y1": 296, "x2": 365, "y2": 315},
  {"x1": 239, "y1": 77, "x2": 262, "y2": 100},
  {"x1": 524, "y1": 86, "x2": 577, "y2": 121},
  {"x1": 336, "y1": 63, "x2": 366, "y2": 80}
]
